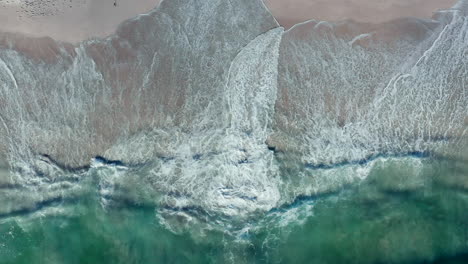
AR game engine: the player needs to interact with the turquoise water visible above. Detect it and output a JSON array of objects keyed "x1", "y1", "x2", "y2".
[{"x1": 1, "y1": 156, "x2": 467, "y2": 264}]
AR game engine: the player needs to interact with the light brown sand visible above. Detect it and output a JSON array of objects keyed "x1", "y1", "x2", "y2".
[
  {"x1": 0, "y1": 0, "x2": 458, "y2": 43},
  {"x1": 266, "y1": 0, "x2": 458, "y2": 28}
]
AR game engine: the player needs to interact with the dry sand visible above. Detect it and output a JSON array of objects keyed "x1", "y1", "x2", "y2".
[{"x1": 0, "y1": 0, "x2": 458, "y2": 43}]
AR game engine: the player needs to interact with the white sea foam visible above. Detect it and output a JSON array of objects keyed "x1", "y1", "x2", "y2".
[{"x1": 0, "y1": 0, "x2": 466, "y2": 238}]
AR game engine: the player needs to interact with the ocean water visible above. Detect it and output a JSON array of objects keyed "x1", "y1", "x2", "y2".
[
  {"x1": 0, "y1": 0, "x2": 467, "y2": 263},
  {"x1": 0, "y1": 155, "x2": 467, "y2": 264}
]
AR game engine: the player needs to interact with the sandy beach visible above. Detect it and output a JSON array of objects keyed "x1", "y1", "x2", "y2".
[{"x1": 0, "y1": 0, "x2": 457, "y2": 43}]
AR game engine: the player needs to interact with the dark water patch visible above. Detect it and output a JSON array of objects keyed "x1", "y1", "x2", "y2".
[
  {"x1": 270, "y1": 186, "x2": 353, "y2": 215},
  {"x1": 267, "y1": 145, "x2": 277, "y2": 152},
  {"x1": 305, "y1": 151, "x2": 431, "y2": 170},
  {"x1": 38, "y1": 153, "x2": 91, "y2": 172},
  {"x1": 0, "y1": 183, "x2": 24, "y2": 190},
  {"x1": 94, "y1": 156, "x2": 127, "y2": 167},
  {"x1": 99, "y1": 194, "x2": 156, "y2": 210},
  {"x1": 0, "y1": 196, "x2": 74, "y2": 219},
  {"x1": 427, "y1": 251, "x2": 468, "y2": 264}
]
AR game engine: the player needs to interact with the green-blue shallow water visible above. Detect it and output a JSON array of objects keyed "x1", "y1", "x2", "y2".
[{"x1": 1, "y1": 156, "x2": 467, "y2": 264}]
